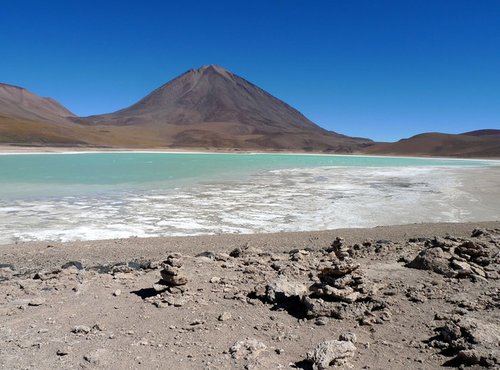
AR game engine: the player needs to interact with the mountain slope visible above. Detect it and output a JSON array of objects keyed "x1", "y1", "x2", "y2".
[
  {"x1": 75, "y1": 65, "x2": 371, "y2": 151},
  {"x1": 0, "y1": 66, "x2": 371, "y2": 151},
  {"x1": 461, "y1": 129, "x2": 500, "y2": 137},
  {"x1": 82, "y1": 65, "x2": 328, "y2": 131},
  {"x1": 0, "y1": 83, "x2": 74, "y2": 123},
  {"x1": 364, "y1": 132, "x2": 500, "y2": 158}
]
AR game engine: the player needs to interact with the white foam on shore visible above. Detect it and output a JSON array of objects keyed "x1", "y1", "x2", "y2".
[{"x1": 1, "y1": 165, "x2": 499, "y2": 244}]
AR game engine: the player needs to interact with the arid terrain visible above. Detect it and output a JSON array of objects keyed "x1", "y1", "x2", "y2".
[
  {"x1": 366, "y1": 131, "x2": 500, "y2": 158},
  {"x1": 1, "y1": 221, "x2": 499, "y2": 369},
  {"x1": 1, "y1": 66, "x2": 498, "y2": 157}
]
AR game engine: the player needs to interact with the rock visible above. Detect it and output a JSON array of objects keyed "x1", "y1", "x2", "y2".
[
  {"x1": 259, "y1": 277, "x2": 308, "y2": 303},
  {"x1": 28, "y1": 297, "x2": 45, "y2": 306},
  {"x1": 195, "y1": 251, "x2": 216, "y2": 259},
  {"x1": 328, "y1": 237, "x2": 351, "y2": 260},
  {"x1": 407, "y1": 247, "x2": 453, "y2": 276},
  {"x1": 56, "y1": 348, "x2": 69, "y2": 356},
  {"x1": 111, "y1": 264, "x2": 134, "y2": 274},
  {"x1": 165, "y1": 254, "x2": 183, "y2": 268},
  {"x1": 83, "y1": 349, "x2": 107, "y2": 365},
  {"x1": 162, "y1": 295, "x2": 187, "y2": 307},
  {"x1": 72, "y1": 325, "x2": 91, "y2": 334},
  {"x1": 313, "y1": 285, "x2": 360, "y2": 303},
  {"x1": 303, "y1": 296, "x2": 386, "y2": 320},
  {"x1": 471, "y1": 228, "x2": 486, "y2": 237},
  {"x1": 431, "y1": 317, "x2": 500, "y2": 367},
  {"x1": 306, "y1": 336, "x2": 357, "y2": 369},
  {"x1": 152, "y1": 282, "x2": 169, "y2": 292},
  {"x1": 209, "y1": 276, "x2": 221, "y2": 283},
  {"x1": 451, "y1": 260, "x2": 472, "y2": 277},
  {"x1": 319, "y1": 261, "x2": 360, "y2": 279},
  {"x1": 218, "y1": 312, "x2": 232, "y2": 321},
  {"x1": 229, "y1": 339, "x2": 267, "y2": 360},
  {"x1": 229, "y1": 247, "x2": 243, "y2": 258},
  {"x1": 159, "y1": 257, "x2": 189, "y2": 286},
  {"x1": 339, "y1": 332, "x2": 357, "y2": 343},
  {"x1": 406, "y1": 233, "x2": 499, "y2": 281},
  {"x1": 33, "y1": 269, "x2": 61, "y2": 280},
  {"x1": 315, "y1": 317, "x2": 329, "y2": 326},
  {"x1": 456, "y1": 241, "x2": 488, "y2": 259},
  {"x1": 61, "y1": 261, "x2": 83, "y2": 270},
  {"x1": 160, "y1": 270, "x2": 188, "y2": 286},
  {"x1": 113, "y1": 289, "x2": 121, "y2": 296}
]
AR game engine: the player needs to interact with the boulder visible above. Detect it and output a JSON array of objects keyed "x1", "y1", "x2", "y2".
[
  {"x1": 262, "y1": 277, "x2": 308, "y2": 303},
  {"x1": 306, "y1": 335, "x2": 357, "y2": 369},
  {"x1": 407, "y1": 247, "x2": 453, "y2": 276},
  {"x1": 229, "y1": 338, "x2": 267, "y2": 360}
]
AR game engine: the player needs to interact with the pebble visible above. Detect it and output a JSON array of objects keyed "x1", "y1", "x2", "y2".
[
  {"x1": 28, "y1": 297, "x2": 46, "y2": 306},
  {"x1": 218, "y1": 312, "x2": 232, "y2": 321},
  {"x1": 56, "y1": 348, "x2": 69, "y2": 356},
  {"x1": 72, "y1": 325, "x2": 91, "y2": 334}
]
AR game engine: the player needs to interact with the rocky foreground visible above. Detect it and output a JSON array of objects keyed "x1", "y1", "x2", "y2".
[{"x1": 1, "y1": 225, "x2": 499, "y2": 369}]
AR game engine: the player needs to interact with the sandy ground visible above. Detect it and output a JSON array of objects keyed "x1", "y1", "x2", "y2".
[{"x1": 1, "y1": 221, "x2": 499, "y2": 369}]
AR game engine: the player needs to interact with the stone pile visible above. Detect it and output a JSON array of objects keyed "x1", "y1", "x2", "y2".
[
  {"x1": 252, "y1": 237, "x2": 389, "y2": 323},
  {"x1": 429, "y1": 316, "x2": 500, "y2": 368},
  {"x1": 303, "y1": 238, "x2": 388, "y2": 321},
  {"x1": 407, "y1": 229, "x2": 500, "y2": 280},
  {"x1": 149, "y1": 253, "x2": 190, "y2": 307}
]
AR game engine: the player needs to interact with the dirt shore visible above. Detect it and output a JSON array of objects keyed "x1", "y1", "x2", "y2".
[{"x1": 1, "y1": 222, "x2": 499, "y2": 369}]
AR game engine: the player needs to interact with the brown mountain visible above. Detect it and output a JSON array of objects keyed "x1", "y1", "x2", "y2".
[
  {"x1": 1, "y1": 66, "x2": 498, "y2": 157},
  {"x1": 0, "y1": 65, "x2": 371, "y2": 151},
  {"x1": 75, "y1": 65, "x2": 371, "y2": 151},
  {"x1": 364, "y1": 132, "x2": 500, "y2": 158},
  {"x1": 461, "y1": 129, "x2": 500, "y2": 137},
  {"x1": 0, "y1": 83, "x2": 123, "y2": 146},
  {"x1": 0, "y1": 83, "x2": 74, "y2": 123}
]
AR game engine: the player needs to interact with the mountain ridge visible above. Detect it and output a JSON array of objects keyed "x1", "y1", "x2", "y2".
[
  {"x1": 365, "y1": 132, "x2": 500, "y2": 158},
  {"x1": 0, "y1": 66, "x2": 498, "y2": 157},
  {"x1": 0, "y1": 83, "x2": 74, "y2": 123}
]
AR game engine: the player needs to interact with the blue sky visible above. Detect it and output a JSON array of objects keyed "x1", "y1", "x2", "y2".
[{"x1": 1, "y1": 1, "x2": 499, "y2": 141}]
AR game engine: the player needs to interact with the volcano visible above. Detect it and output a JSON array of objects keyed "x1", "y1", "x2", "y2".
[{"x1": 73, "y1": 65, "x2": 371, "y2": 151}]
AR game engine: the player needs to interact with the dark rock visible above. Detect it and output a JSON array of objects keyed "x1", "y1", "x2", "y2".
[{"x1": 61, "y1": 261, "x2": 83, "y2": 270}]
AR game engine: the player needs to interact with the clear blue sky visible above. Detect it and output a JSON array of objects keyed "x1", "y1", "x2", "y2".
[{"x1": 1, "y1": 1, "x2": 499, "y2": 141}]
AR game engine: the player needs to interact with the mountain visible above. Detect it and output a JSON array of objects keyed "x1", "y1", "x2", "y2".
[
  {"x1": 364, "y1": 132, "x2": 500, "y2": 158},
  {"x1": 0, "y1": 83, "x2": 74, "y2": 123},
  {"x1": 75, "y1": 65, "x2": 371, "y2": 151},
  {"x1": 0, "y1": 83, "x2": 95, "y2": 145},
  {"x1": 461, "y1": 129, "x2": 500, "y2": 137},
  {"x1": 0, "y1": 66, "x2": 371, "y2": 151},
  {"x1": 0, "y1": 67, "x2": 498, "y2": 157}
]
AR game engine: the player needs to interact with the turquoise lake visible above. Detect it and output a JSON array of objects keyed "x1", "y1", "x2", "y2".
[{"x1": 0, "y1": 152, "x2": 498, "y2": 244}]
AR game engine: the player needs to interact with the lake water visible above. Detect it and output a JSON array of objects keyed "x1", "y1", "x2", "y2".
[{"x1": 0, "y1": 152, "x2": 498, "y2": 244}]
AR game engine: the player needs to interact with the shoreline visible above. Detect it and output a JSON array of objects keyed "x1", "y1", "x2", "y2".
[
  {"x1": 0, "y1": 144, "x2": 499, "y2": 161},
  {"x1": 2, "y1": 221, "x2": 499, "y2": 271}
]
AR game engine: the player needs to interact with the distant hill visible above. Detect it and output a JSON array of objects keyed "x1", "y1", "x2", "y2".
[
  {"x1": 0, "y1": 66, "x2": 371, "y2": 152},
  {"x1": 461, "y1": 129, "x2": 500, "y2": 137},
  {"x1": 0, "y1": 83, "x2": 74, "y2": 123},
  {"x1": 364, "y1": 132, "x2": 500, "y2": 158}
]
